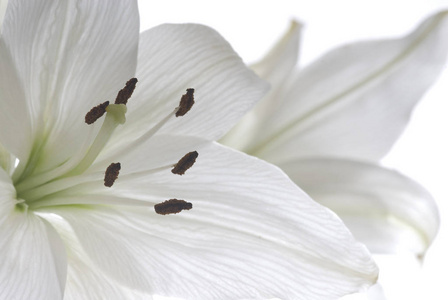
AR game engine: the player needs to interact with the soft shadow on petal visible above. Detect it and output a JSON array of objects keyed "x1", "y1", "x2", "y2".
[
  {"x1": 47, "y1": 139, "x2": 378, "y2": 300},
  {"x1": 0, "y1": 38, "x2": 31, "y2": 161},
  {"x1": 2, "y1": 0, "x2": 139, "y2": 171},
  {"x1": 0, "y1": 0, "x2": 7, "y2": 31},
  {"x1": 110, "y1": 23, "x2": 268, "y2": 148},
  {"x1": 221, "y1": 20, "x2": 302, "y2": 150},
  {"x1": 0, "y1": 170, "x2": 67, "y2": 300},
  {"x1": 248, "y1": 11, "x2": 448, "y2": 164},
  {"x1": 278, "y1": 158, "x2": 439, "y2": 256},
  {"x1": 341, "y1": 283, "x2": 387, "y2": 300}
]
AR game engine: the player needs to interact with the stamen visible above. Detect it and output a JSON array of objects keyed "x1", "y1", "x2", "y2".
[
  {"x1": 176, "y1": 88, "x2": 195, "y2": 117},
  {"x1": 115, "y1": 78, "x2": 138, "y2": 105},
  {"x1": 29, "y1": 194, "x2": 153, "y2": 210},
  {"x1": 171, "y1": 151, "x2": 198, "y2": 175},
  {"x1": 154, "y1": 199, "x2": 192, "y2": 215},
  {"x1": 85, "y1": 101, "x2": 109, "y2": 125},
  {"x1": 15, "y1": 108, "x2": 126, "y2": 193},
  {"x1": 104, "y1": 162, "x2": 121, "y2": 187},
  {"x1": 18, "y1": 171, "x2": 102, "y2": 203},
  {"x1": 67, "y1": 105, "x2": 127, "y2": 176}
]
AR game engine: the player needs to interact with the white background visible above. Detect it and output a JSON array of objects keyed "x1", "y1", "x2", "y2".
[{"x1": 137, "y1": 1, "x2": 448, "y2": 299}]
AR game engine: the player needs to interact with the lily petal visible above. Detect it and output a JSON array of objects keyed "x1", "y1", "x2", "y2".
[
  {"x1": 65, "y1": 253, "x2": 150, "y2": 300},
  {"x1": 40, "y1": 214, "x2": 151, "y2": 300},
  {"x1": 47, "y1": 138, "x2": 378, "y2": 300},
  {"x1": 221, "y1": 20, "x2": 302, "y2": 150},
  {"x1": 110, "y1": 23, "x2": 268, "y2": 148},
  {"x1": 277, "y1": 158, "x2": 439, "y2": 256},
  {"x1": 247, "y1": 11, "x2": 448, "y2": 164},
  {"x1": 0, "y1": 170, "x2": 67, "y2": 300},
  {"x1": 1, "y1": 0, "x2": 139, "y2": 170}
]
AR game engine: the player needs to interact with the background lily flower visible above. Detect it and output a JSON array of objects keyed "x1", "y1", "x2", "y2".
[
  {"x1": 221, "y1": 11, "x2": 448, "y2": 258},
  {"x1": 0, "y1": 0, "x2": 378, "y2": 299}
]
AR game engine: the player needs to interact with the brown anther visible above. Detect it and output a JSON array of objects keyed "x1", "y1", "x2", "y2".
[
  {"x1": 85, "y1": 101, "x2": 109, "y2": 125},
  {"x1": 176, "y1": 88, "x2": 194, "y2": 117},
  {"x1": 114, "y1": 78, "x2": 138, "y2": 105},
  {"x1": 104, "y1": 162, "x2": 121, "y2": 187},
  {"x1": 171, "y1": 151, "x2": 198, "y2": 175},
  {"x1": 154, "y1": 199, "x2": 192, "y2": 215}
]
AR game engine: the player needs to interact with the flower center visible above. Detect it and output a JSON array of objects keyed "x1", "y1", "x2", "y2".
[{"x1": 12, "y1": 79, "x2": 197, "y2": 215}]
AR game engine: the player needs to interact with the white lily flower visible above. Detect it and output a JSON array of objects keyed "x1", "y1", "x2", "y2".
[
  {"x1": 0, "y1": 0, "x2": 378, "y2": 299},
  {"x1": 222, "y1": 12, "x2": 448, "y2": 257}
]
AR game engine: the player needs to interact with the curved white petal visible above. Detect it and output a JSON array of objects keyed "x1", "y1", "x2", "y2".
[
  {"x1": 39, "y1": 214, "x2": 151, "y2": 300},
  {"x1": 251, "y1": 20, "x2": 302, "y2": 91},
  {"x1": 0, "y1": 170, "x2": 67, "y2": 300},
  {"x1": 221, "y1": 20, "x2": 302, "y2": 150},
  {"x1": 247, "y1": 11, "x2": 448, "y2": 164},
  {"x1": 0, "y1": 38, "x2": 32, "y2": 160},
  {"x1": 109, "y1": 23, "x2": 268, "y2": 149},
  {"x1": 277, "y1": 158, "x2": 439, "y2": 256},
  {"x1": 366, "y1": 284, "x2": 388, "y2": 300},
  {"x1": 46, "y1": 138, "x2": 378, "y2": 300},
  {"x1": 2, "y1": 0, "x2": 139, "y2": 170},
  {"x1": 0, "y1": 143, "x2": 14, "y2": 173}
]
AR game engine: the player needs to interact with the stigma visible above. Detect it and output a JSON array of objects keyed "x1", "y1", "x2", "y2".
[{"x1": 84, "y1": 77, "x2": 137, "y2": 125}]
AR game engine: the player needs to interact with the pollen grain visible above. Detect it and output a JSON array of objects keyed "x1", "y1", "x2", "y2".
[
  {"x1": 176, "y1": 88, "x2": 195, "y2": 117},
  {"x1": 115, "y1": 78, "x2": 138, "y2": 105},
  {"x1": 104, "y1": 162, "x2": 121, "y2": 187},
  {"x1": 154, "y1": 199, "x2": 193, "y2": 215},
  {"x1": 171, "y1": 151, "x2": 198, "y2": 175},
  {"x1": 85, "y1": 101, "x2": 110, "y2": 125}
]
